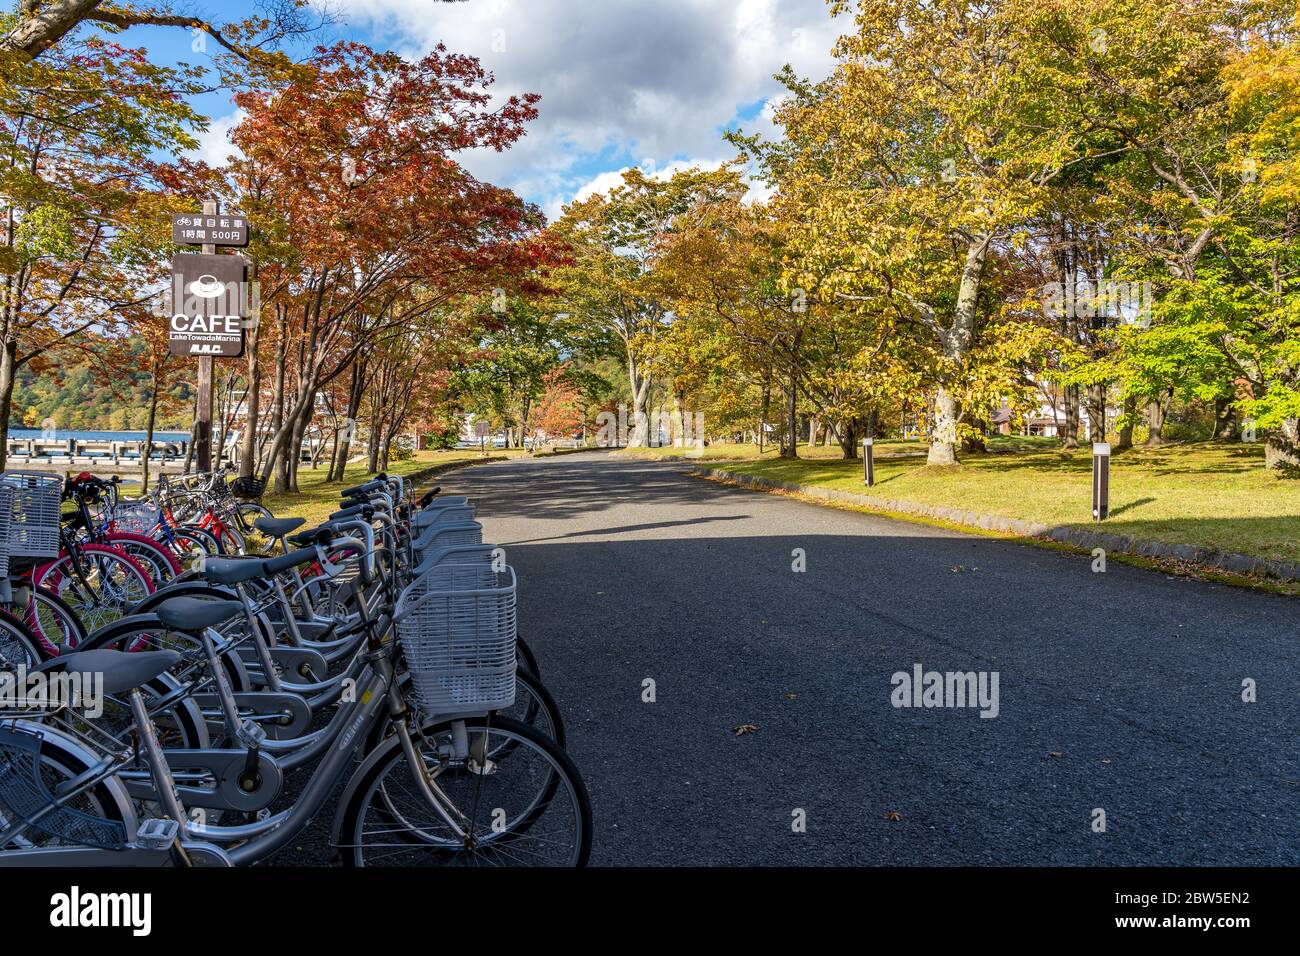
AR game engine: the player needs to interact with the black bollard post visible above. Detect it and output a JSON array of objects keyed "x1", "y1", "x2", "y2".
[
  {"x1": 863, "y1": 436, "x2": 875, "y2": 487},
  {"x1": 1092, "y1": 442, "x2": 1110, "y2": 521}
]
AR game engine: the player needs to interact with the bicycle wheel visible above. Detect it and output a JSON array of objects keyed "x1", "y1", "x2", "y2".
[
  {"x1": 105, "y1": 532, "x2": 182, "y2": 588},
  {"x1": 24, "y1": 586, "x2": 87, "y2": 655},
  {"x1": 205, "y1": 521, "x2": 245, "y2": 556},
  {"x1": 516, "y1": 634, "x2": 541, "y2": 679},
  {"x1": 338, "y1": 715, "x2": 592, "y2": 867},
  {"x1": 0, "y1": 608, "x2": 44, "y2": 671},
  {"x1": 33, "y1": 545, "x2": 155, "y2": 635},
  {"x1": 166, "y1": 526, "x2": 221, "y2": 564}
]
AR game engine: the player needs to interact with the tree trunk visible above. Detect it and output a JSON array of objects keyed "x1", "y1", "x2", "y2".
[
  {"x1": 780, "y1": 372, "x2": 798, "y2": 459},
  {"x1": 927, "y1": 235, "x2": 989, "y2": 466},
  {"x1": 0, "y1": 0, "x2": 106, "y2": 61},
  {"x1": 627, "y1": 353, "x2": 651, "y2": 447},
  {"x1": 836, "y1": 417, "x2": 858, "y2": 459},
  {"x1": 238, "y1": 284, "x2": 264, "y2": 479},
  {"x1": 181, "y1": 388, "x2": 198, "y2": 474},
  {"x1": 1063, "y1": 385, "x2": 1079, "y2": 449},
  {"x1": 1115, "y1": 396, "x2": 1136, "y2": 450},
  {"x1": 287, "y1": 395, "x2": 312, "y2": 491},
  {"x1": 0, "y1": 340, "x2": 17, "y2": 472},
  {"x1": 141, "y1": 368, "x2": 160, "y2": 493},
  {"x1": 1212, "y1": 395, "x2": 1238, "y2": 441},
  {"x1": 928, "y1": 386, "x2": 961, "y2": 465},
  {"x1": 1264, "y1": 418, "x2": 1300, "y2": 470},
  {"x1": 1086, "y1": 384, "x2": 1107, "y2": 442},
  {"x1": 331, "y1": 361, "x2": 364, "y2": 482},
  {"x1": 1145, "y1": 393, "x2": 1168, "y2": 446},
  {"x1": 262, "y1": 308, "x2": 288, "y2": 484}
]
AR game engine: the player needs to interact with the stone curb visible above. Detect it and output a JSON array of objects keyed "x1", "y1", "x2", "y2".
[{"x1": 692, "y1": 465, "x2": 1300, "y2": 584}]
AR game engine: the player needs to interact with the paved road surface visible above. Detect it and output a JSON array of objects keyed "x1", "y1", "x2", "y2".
[{"x1": 437, "y1": 450, "x2": 1299, "y2": 866}]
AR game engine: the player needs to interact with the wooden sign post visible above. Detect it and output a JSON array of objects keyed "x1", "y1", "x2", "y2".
[
  {"x1": 197, "y1": 200, "x2": 217, "y2": 472},
  {"x1": 170, "y1": 200, "x2": 249, "y2": 473}
]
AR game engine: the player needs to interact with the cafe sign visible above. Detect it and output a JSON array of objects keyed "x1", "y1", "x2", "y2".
[{"x1": 168, "y1": 253, "x2": 248, "y2": 357}]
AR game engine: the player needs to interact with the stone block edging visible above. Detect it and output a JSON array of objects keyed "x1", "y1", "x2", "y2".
[{"x1": 693, "y1": 465, "x2": 1300, "y2": 583}]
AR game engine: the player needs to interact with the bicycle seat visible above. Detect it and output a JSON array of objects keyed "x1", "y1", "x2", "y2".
[
  {"x1": 44, "y1": 649, "x2": 181, "y2": 696},
  {"x1": 255, "y1": 516, "x2": 306, "y2": 537},
  {"x1": 288, "y1": 526, "x2": 335, "y2": 548},
  {"x1": 200, "y1": 556, "x2": 269, "y2": 586},
  {"x1": 154, "y1": 596, "x2": 245, "y2": 632}
]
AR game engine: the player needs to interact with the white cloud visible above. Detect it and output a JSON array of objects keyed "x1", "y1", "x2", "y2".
[
  {"x1": 332, "y1": 0, "x2": 845, "y2": 217},
  {"x1": 188, "y1": 109, "x2": 245, "y2": 168}
]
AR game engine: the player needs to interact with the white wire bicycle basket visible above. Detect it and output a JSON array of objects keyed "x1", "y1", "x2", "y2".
[
  {"x1": 110, "y1": 499, "x2": 160, "y2": 535},
  {"x1": 395, "y1": 562, "x2": 517, "y2": 717},
  {"x1": 412, "y1": 521, "x2": 482, "y2": 560},
  {"x1": 0, "y1": 471, "x2": 63, "y2": 576}
]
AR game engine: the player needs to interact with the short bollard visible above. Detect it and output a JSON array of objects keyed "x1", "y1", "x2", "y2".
[
  {"x1": 1092, "y1": 442, "x2": 1110, "y2": 521},
  {"x1": 863, "y1": 437, "x2": 875, "y2": 487}
]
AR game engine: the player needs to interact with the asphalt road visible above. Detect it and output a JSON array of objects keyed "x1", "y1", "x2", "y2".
[{"x1": 436, "y1": 450, "x2": 1299, "y2": 866}]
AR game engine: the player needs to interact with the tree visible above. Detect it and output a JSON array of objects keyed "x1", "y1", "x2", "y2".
[
  {"x1": 0, "y1": 31, "x2": 208, "y2": 467},
  {"x1": 1, "y1": 0, "x2": 336, "y2": 65},
  {"x1": 530, "y1": 366, "x2": 585, "y2": 447},
  {"x1": 226, "y1": 41, "x2": 545, "y2": 489},
  {"x1": 551, "y1": 167, "x2": 739, "y2": 446},
  {"x1": 758, "y1": 0, "x2": 1089, "y2": 465}
]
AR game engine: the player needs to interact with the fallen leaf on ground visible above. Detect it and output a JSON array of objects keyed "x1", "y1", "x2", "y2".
[
  {"x1": 732, "y1": 723, "x2": 758, "y2": 736},
  {"x1": 1049, "y1": 752, "x2": 1063, "y2": 759},
  {"x1": 884, "y1": 810, "x2": 903, "y2": 821}
]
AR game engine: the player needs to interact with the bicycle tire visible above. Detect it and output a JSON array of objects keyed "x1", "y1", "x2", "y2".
[
  {"x1": 337, "y1": 715, "x2": 592, "y2": 867},
  {"x1": 0, "y1": 607, "x2": 45, "y2": 669},
  {"x1": 33, "y1": 545, "x2": 155, "y2": 636},
  {"x1": 23, "y1": 586, "x2": 87, "y2": 655}
]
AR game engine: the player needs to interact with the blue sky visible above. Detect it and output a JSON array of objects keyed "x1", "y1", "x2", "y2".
[{"x1": 125, "y1": 0, "x2": 846, "y2": 221}]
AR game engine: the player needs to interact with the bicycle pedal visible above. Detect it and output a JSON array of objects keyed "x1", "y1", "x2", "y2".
[
  {"x1": 135, "y1": 817, "x2": 181, "y2": 849},
  {"x1": 236, "y1": 719, "x2": 267, "y2": 748}
]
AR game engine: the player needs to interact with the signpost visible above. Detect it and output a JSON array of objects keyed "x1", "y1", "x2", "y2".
[
  {"x1": 863, "y1": 436, "x2": 875, "y2": 487},
  {"x1": 1092, "y1": 442, "x2": 1110, "y2": 521},
  {"x1": 475, "y1": 419, "x2": 489, "y2": 457},
  {"x1": 171, "y1": 200, "x2": 248, "y2": 472}
]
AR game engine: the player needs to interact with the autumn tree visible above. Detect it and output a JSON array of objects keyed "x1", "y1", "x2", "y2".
[
  {"x1": 530, "y1": 366, "x2": 585, "y2": 447},
  {"x1": 755, "y1": 0, "x2": 1087, "y2": 464},
  {"x1": 227, "y1": 41, "x2": 545, "y2": 490},
  {"x1": 0, "y1": 31, "x2": 209, "y2": 467}
]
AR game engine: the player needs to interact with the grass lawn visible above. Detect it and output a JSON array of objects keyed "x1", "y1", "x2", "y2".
[{"x1": 715, "y1": 440, "x2": 1300, "y2": 565}]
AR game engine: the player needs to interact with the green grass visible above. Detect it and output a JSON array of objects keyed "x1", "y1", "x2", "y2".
[{"x1": 715, "y1": 440, "x2": 1300, "y2": 564}]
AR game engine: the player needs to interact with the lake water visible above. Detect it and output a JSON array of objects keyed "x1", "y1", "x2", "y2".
[{"x1": 9, "y1": 430, "x2": 191, "y2": 442}]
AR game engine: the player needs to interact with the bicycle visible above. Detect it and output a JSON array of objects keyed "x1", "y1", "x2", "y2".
[{"x1": 1, "y1": 469, "x2": 592, "y2": 866}]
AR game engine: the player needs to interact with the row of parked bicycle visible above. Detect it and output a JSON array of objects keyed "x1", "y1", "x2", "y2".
[{"x1": 0, "y1": 467, "x2": 592, "y2": 866}]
